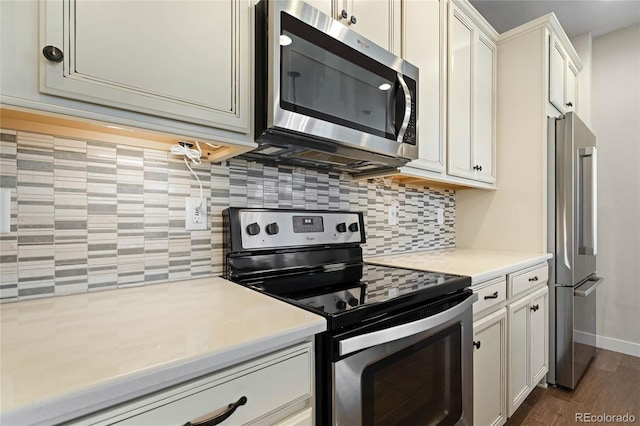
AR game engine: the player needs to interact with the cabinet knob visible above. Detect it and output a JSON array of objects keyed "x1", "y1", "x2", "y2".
[
  {"x1": 341, "y1": 9, "x2": 348, "y2": 19},
  {"x1": 530, "y1": 304, "x2": 540, "y2": 312},
  {"x1": 473, "y1": 341, "x2": 481, "y2": 349},
  {"x1": 473, "y1": 165, "x2": 483, "y2": 171},
  {"x1": 350, "y1": 15, "x2": 357, "y2": 25},
  {"x1": 42, "y1": 45, "x2": 64, "y2": 63},
  {"x1": 566, "y1": 102, "x2": 573, "y2": 107}
]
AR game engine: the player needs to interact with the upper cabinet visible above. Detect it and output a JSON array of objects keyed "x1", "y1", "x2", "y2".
[
  {"x1": 0, "y1": 0, "x2": 256, "y2": 156},
  {"x1": 448, "y1": 0, "x2": 497, "y2": 184},
  {"x1": 390, "y1": 0, "x2": 498, "y2": 190},
  {"x1": 333, "y1": 0, "x2": 401, "y2": 54},
  {"x1": 549, "y1": 32, "x2": 579, "y2": 114},
  {"x1": 40, "y1": 0, "x2": 250, "y2": 133},
  {"x1": 401, "y1": 0, "x2": 446, "y2": 173}
]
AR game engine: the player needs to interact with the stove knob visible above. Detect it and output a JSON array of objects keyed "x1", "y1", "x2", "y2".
[
  {"x1": 348, "y1": 222, "x2": 359, "y2": 232},
  {"x1": 246, "y1": 222, "x2": 261, "y2": 236},
  {"x1": 336, "y1": 222, "x2": 347, "y2": 233},
  {"x1": 265, "y1": 222, "x2": 279, "y2": 235},
  {"x1": 336, "y1": 300, "x2": 347, "y2": 310},
  {"x1": 348, "y1": 297, "x2": 359, "y2": 307}
]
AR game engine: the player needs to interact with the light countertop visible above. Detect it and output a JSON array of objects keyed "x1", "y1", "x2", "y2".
[
  {"x1": 366, "y1": 248, "x2": 552, "y2": 284},
  {"x1": 0, "y1": 277, "x2": 326, "y2": 426}
]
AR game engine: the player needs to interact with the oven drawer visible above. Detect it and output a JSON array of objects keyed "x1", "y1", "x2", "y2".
[
  {"x1": 508, "y1": 263, "x2": 548, "y2": 298},
  {"x1": 81, "y1": 344, "x2": 312, "y2": 426},
  {"x1": 473, "y1": 277, "x2": 507, "y2": 315}
]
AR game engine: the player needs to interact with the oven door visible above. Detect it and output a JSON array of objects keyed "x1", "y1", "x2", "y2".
[
  {"x1": 333, "y1": 293, "x2": 476, "y2": 426},
  {"x1": 265, "y1": 0, "x2": 418, "y2": 160}
]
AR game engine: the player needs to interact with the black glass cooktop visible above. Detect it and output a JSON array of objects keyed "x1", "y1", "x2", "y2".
[{"x1": 245, "y1": 263, "x2": 471, "y2": 330}]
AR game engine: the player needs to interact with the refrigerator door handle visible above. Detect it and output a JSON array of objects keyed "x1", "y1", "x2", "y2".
[
  {"x1": 577, "y1": 146, "x2": 597, "y2": 256},
  {"x1": 574, "y1": 276, "x2": 604, "y2": 298}
]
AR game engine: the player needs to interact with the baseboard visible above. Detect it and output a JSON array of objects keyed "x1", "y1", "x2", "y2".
[{"x1": 575, "y1": 331, "x2": 640, "y2": 357}]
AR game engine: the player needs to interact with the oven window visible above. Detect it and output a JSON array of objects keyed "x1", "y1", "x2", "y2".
[
  {"x1": 279, "y1": 12, "x2": 416, "y2": 141},
  {"x1": 361, "y1": 325, "x2": 462, "y2": 426}
]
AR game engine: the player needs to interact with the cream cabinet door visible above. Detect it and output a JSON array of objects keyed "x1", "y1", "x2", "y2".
[
  {"x1": 402, "y1": 0, "x2": 445, "y2": 173},
  {"x1": 448, "y1": 6, "x2": 474, "y2": 180},
  {"x1": 473, "y1": 308, "x2": 507, "y2": 426},
  {"x1": 448, "y1": 1, "x2": 496, "y2": 184},
  {"x1": 565, "y1": 62, "x2": 578, "y2": 113},
  {"x1": 549, "y1": 33, "x2": 567, "y2": 113},
  {"x1": 40, "y1": 0, "x2": 251, "y2": 133},
  {"x1": 507, "y1": 295, "x2": 531, "y2": 417},
  {"x1": 340, "y1": 0, "x2": 400, "y2": 53},
  {"x1": 529, "y1": 286, "x2": 549, "y2": 387},
  {"x1": 473, "y1": 33, "x2": 496, "y2": 183}
]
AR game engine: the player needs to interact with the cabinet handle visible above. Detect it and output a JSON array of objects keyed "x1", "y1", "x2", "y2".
[
  {"x1": 484, "y1": 291, "x2": 499, "y2": 300},
  {"x1": 473, "y1": 165, "x2": 483, "y2": 171},
  {"x1": 341, "y1": 9, "x2": 348, "y2": 19},
  {"x1": 528, "y1": 276, "x2": 539, "y2": 282},
  {"x1": 42, "y1": 45, "x2": 64, "y2": 63},
  {"x1": 566, "y1": 102, "x2": 573, "y2": 107},
  {"x1": 350, "y1": 15, "x2": 357, "y2": 25},
  {"x1": 183, "y1": 396, "x2": 247, "y2": 426},
  {"x1": 530, "y1": 304, "x2": 540, "y2": 312},
  {"x1": 473, "y1": 341, "x2": 481, "y2": 349}
]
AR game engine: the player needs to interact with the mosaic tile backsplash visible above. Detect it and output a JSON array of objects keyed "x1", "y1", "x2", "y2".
[{"x1": 0, "y1": 129, "x2": 455, "y2": 302}]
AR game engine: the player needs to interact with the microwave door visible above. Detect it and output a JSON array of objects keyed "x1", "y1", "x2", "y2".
[{"x1": 267, "y1": 1, "x2": 418, "y2": 160}]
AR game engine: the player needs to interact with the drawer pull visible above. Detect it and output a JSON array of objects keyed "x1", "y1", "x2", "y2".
[
  {"x1": 184, "y1": 396, "x2": 247, "y2": 426},
  {"x1": 484, "y1": 291, "x2": 499, "y2": 300},
  {"x1": 528, "y1": 276, "x2": 539, "y2": 282}
]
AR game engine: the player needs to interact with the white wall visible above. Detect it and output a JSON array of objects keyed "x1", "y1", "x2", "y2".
[{"x1": 591, "y1": 24, "x2": 640, "y2": 356}]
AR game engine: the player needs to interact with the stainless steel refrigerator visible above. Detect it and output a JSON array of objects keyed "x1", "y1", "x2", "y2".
[{"x1": 547, "y1": 112, "x2": 604, "y2": 389}]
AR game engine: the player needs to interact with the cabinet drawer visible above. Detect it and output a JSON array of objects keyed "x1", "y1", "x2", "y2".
[
  {"x1": 86, "y1": 344, "x2": 312, "y2": 426},
  {"x1": 472, "y1": 277, "x2": 507, "y2": 315},
  {"x1": 508, "y1": 263, "x2": 548, "y2": 298}
]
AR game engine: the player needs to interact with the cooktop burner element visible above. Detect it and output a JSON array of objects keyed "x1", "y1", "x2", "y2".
[{"x1": 223, "y1": 208, "x2": 471, "y2": 331}]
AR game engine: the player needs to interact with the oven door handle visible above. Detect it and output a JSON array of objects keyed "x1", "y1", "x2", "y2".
[{"x1": 338, "y1": 293, "x2": 478, "y2": 357}]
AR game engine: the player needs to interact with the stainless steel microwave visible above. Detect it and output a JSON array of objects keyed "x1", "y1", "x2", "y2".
[{"x1": 250, "y1": 0, "x2": 419, "y2": 175}]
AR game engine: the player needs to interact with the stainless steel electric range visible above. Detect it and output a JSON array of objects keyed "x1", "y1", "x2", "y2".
[{"x1": 223, "y1": 208, "x2": 476, "y2": 426}]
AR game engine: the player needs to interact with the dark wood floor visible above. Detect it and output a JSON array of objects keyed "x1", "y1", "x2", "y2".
[{"x1": 506, "y1": 349, "x2": 640, "y2": 425}]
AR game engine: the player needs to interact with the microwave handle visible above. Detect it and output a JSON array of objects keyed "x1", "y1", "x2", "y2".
[{"x1": 397, "y1": 73, "x2": 412, "y2": 143}]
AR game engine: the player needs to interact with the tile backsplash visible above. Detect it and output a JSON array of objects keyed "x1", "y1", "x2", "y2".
[{"x1": 0, "y1": 129, "x2": 455, "y2": 302}]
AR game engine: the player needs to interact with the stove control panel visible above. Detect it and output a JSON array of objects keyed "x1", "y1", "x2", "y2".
[
  {"x1": 237, "y1": 209, "x2": 365, "y2": 250},
  {"x1": 297, "y1": 287, "x2": 363, "y2": 314}
]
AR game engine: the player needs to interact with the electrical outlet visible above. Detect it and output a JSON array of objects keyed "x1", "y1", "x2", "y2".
[
  {"x1": 185, "y1": 197, "x2": 208, "y2": 231},
  {"x1": 437, "y1": 208, "x2": 444, "y2": 225},
  {"x1": 388, "y1": 204, "x2": 399, "y2": 226}
]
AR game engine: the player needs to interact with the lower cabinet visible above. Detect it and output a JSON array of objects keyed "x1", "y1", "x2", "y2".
[
  {"x1": 507, "y1": 285, "x2": 549, "y2": 417},
  {"x1": 70, "y1": 343, "x2": 313, "y2": 426},
  {"x1": 471, "y1": 262, "x2": 550, "y2": 423},
  {"x1": 473, "y1": 308, "x2": 507, "y2": 426}
]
